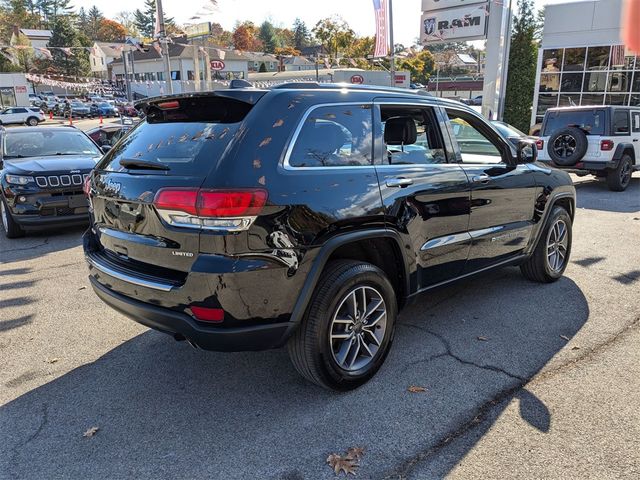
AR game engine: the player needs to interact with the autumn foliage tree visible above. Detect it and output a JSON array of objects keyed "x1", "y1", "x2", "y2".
[
  {"x1": 96, "y1": 19, "x2": 127, "y2": 42},
  {"x1": 232, "y1": 21, "x2": 261, "y2": 51}
]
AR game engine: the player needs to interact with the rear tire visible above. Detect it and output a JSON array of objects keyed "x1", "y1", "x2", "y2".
[
  {"x1": 606, "y1": 155, "x2": 633, "y2": 191},
  {"x1": 26, "y1": 116, "x2": 38, "y2": 126},
  {"x1": 520, "y1": 206, "x2": 572, "y2": 283},
  {"x1": 287, "y1": 260, "x2": 397, "y2": 391},
  {"x1": 1, "y1": 197, "x2": 24, "y2": 239}
]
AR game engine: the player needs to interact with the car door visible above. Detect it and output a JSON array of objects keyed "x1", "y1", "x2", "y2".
[
  {"x1": 1, "y1": 108, "x2": 18, "y2": 124},
  {"x1": 374, "y1": 100, "x2": 471, "y2": 290},
  {"x1": 443, "y1": 107, "x2": 538, "y2": 273}
]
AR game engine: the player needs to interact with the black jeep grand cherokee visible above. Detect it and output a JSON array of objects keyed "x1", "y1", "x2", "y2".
[
  {"x1": 1, "y1": 126, "x2": 104, "y2": 238},
  {"x1": 84, "y1": 84, "x2": 576, "y2": 390}
]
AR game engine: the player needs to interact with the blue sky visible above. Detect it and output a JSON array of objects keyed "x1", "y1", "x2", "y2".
[{"x1": 77, "y1": 0, "x2": 577, "y2": 46}]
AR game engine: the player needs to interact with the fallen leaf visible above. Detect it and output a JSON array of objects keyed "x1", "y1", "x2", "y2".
[
  {"x1": 253, "y1": 159, "x2": 261, "y2": 169},
  {"x1": 78, "y1": 286, "x2": 87, "y2": 290},
  {"x1": 83, "y1": 427, "x2": 99, "y2": 438},
  {"x1": 258, "y1": 176, "x2": 266, "y2": 185},
  {"x1": 272, "y1": 119, "x2": 284, "y2": 127},
  {"x1": 477, "y1": 336, "x2": 489, "y2": 341},
  {"x1": 346, "y1": 446, "x2": 365, "y2": 460},
  {"x1": 259, "y1": 137, "x2": 272, "y2": 147},
  {"x1": 408, "y1": 385, "x2": 427, "y2": 393},
  {"x1": 560, "y1": 335, "x2": 570, "y2": 341},
  {"x1": 46, "y1": 358, "x2": 60, "y2": 364},
  {"x1": 326, "y1": 454, "x2": 358, "y2": 476},
  {"x1": 571, "y1": 345, "x2": 580, "y2": 350}
]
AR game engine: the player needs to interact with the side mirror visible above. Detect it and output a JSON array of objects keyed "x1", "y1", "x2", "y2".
[
  {"x1": 101, "y1": 144, "x2": 112, "y2": 154},
  {"x1": 517, "y1": 139, "x2": 537, "y2": 164}
]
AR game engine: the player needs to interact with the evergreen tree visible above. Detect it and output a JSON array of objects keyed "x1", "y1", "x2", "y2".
[
  {"x1": 133, "y1": 0, "x2": 174, "y2": 39},
  {"x1": 258, "y1": 21, "x2": 277, "y2": 53},
  {"x1": 77, "y1": 6, "x2": 88, "y2": 31},
  {"x1": 87, "y1": 6, "x2": 103, "y2": 39},
  {"x1": 49, "y1": 15, "x2": 90, "y2": 76},
  {"x1": 292, "y1": 18, "x2": 309, "y2": 50},
  {"x1": 504, "y1": 0, "x2": 538, "y2": 132}
]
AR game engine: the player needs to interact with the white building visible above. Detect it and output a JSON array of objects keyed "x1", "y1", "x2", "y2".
[
  {"x1": 0, "y1": 73, "x2": 30, "y2": 108},
  {"x1": 532, "y1": 0, "x2": 634, "y2": 127},
  {"x1": 9, "y1": 28, "x2": 52, "y2": 60},
  {"x1": 90, "y1": 42, "x2": 130, "y2": 79},
  {"x1": 283, "y1": 56, "x2": 316, "y2": 72}
]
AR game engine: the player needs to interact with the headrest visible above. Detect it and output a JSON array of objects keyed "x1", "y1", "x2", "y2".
[{"x1": 384, "y1": 116, "x2": 417, "y2": 145}]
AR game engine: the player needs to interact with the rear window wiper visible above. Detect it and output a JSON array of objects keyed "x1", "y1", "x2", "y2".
[{"x1": 119, "y1": 159, "x2": 170, "y2": 171}]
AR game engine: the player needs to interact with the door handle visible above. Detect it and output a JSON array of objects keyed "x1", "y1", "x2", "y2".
[
  {"x1": 633, "y1": 139, "x2": 638, "y2": 142},
  {"x1": 386, "y1": 177, "x2": 414, "y2": 188},
  {"x1": 472, "y1": 174, "x2": 491, "y2": 184}
]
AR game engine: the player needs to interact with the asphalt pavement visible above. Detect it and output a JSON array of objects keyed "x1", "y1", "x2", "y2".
[{"x1": 0, "y1": 173, "x2": 639, "y2": 479}]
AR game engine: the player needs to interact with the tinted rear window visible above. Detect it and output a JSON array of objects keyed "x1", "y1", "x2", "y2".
[{"x1": 543, "y1": 110, "x2": 605, "y2": 135}]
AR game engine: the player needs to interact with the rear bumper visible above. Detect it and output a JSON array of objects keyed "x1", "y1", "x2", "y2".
[
  {"x1": 89, "y1": 275, "x2": 294, "y2": 352},
  {"x1": 539, "y1": 159, "x2": 617, "y2": 173},
  {"x1": 14, "y1": 213, "x2": 88, "y2": 230}
]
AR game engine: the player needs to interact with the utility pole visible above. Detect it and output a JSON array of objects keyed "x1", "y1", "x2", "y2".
[
  {"x1": 122, "y1": 50, "x2": 132, "y2": 102},
  {"x1": 193, "y1": 45, "x2": 201, "y2": 92},
  {"x1": 388, "y1": 0, "x2": 395, "y2": 87},
  {"x1": 156, "y1": 0, "x2": 173, "y2": 94}
]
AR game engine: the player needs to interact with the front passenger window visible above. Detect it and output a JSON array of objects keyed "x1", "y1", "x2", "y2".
[{"x1": 446, "y1": 110, "x2": 504, "y2": 164}]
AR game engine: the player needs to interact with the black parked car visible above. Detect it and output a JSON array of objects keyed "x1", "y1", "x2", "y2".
[
  {"x1": 83, "y1": 84, "x2": 576, "y2": 390},
  {"x1": 63, "y1": 101, "x2": 92, "y2": 118},
  {"x1": 0, "y1": 126, "x2": 104, "y2": 238}
]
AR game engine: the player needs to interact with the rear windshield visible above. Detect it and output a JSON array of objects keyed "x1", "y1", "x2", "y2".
[
  {"x1": 96, "y1": 96, "x2": 253, "y2": 175},
  {"x1": 543, "y1": 110, "x2": 605, "y2": 136}
]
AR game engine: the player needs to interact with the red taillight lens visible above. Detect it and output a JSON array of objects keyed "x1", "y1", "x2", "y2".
[
  {"x1": 198, "y1": 190, "x2": 268, "y2": 217},
  {"x1": 600, "y1": 139, "x2": 614, "y2": 151},
  {"x1": 535, "y1": 139, "x2": 544, "y2": 150},
  {"x1": 154, "y1": 188, "x2": 198, "y2": 215},
  {"x1": 83, "y1": 175, "x2": 91, "y2": 197},
  {"x1": 190, "y1": 306, "x2": 224, "y2": 323}
]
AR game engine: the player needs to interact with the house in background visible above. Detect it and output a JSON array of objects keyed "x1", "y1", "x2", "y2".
[
  {"x1": 10, "y1": 28, "x2": 52, "y2": 60},
  {"x1": 245, "y1": 52, "x2": 279, "y2": 72},
  {"x1": 90, "y1": 42, "x2": 131, "y2": 80},
  {"x1": 282, "y1": 56, "x2": 315, "y2": 71}
]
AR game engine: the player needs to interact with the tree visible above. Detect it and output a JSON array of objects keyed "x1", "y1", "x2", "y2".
[
  {"x1": 9, "y1": 32, "x2": 34, "y2": 72},
  {"x1": 258, "y1": 21, "x2": 277, "y2": 53},
  {"x1": 312, "y1": 16, "x2": 355, "y2": 60},
  {"x1": 133, "y1": 0, "x2": 174, "y2": 39},
  {"x1": 504, "y1": 0, "x2": 538, "y2": 132},
  {"x1": 77, "y1": 6, "x2": 88, "y2": 31},
  {"x1": 209, "y1": 22, "x2": 231, "y2": 47},
  {"x1": 275, "y1": 46, "x2": 300, "y2": 56},
  {"x1": 87, "y1": 6, "x2": 103, "y2": 39},
  {"x1": 232, "y1": 21, "x2": 261, "y2": 51},
  {"x1": 292, "y1": 18, "x2": 310, "y2": 50},
  {"x1": 398, "y1": 50, "x2": 435, "y2": 84},
  {"x1": 48, "y1": 15, "x2": 90, "y2": 77},
  {"x1": 114, "y1": 10, "x2": 140, "y2": 37},
  {"x1": 258, "y1": 62, "x2": 267, "y2": 72},
  {"x1": 97, "y1": 19, "x2": 127, "y2": 42}
]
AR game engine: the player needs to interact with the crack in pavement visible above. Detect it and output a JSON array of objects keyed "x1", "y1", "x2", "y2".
[
  {"x1": 3, "y1": 239, "x2": 49, "y2": 254},
  {"x1": 7, "y1": 402, "x2": 48, "y2": 477},
  {"x1": 400, "y1": 322, "x2": 527, "y2": 382},
  {"x1": 384, "y1": 315, "x2": 640, "y2": 479}
]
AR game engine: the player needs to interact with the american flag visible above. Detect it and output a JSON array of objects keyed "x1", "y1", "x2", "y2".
[
  {"x1": 611, "y1": 44, "x2": 625, "y2": 67},
  {"x1": 373, "y1": 0, "x2": 389, "y2": 58}
]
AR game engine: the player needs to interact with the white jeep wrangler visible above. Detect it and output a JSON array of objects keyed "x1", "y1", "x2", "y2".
[{"x1": 537, "y1": 106, "x2": 639, "y2": 191}]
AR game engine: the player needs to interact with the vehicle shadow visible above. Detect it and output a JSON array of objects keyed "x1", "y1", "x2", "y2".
[
  {"x1": 0, "y1": 268, "x2": 588, "y2": 479},
  {"x1": 0, "y1": 225, "x2": 86, "y2": 265},
  {"x1": 573, "y1": 174, "x2": 640, "y2": 213}
]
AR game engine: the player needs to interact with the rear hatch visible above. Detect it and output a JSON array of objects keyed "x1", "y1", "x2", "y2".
[{"x1": 87, "y1": 93, "x2": 262, "y2": 284}]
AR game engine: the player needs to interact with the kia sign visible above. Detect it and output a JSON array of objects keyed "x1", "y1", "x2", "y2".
[
  {"x1": 420, "y1": 3, "x2": 489, "y2": 44},
  {"x1": 350, "y1": 75, "x2": 364, "y2": 84},
  {"x1": 210, "y1": 60, "x2": 226, "y2": 71},
  {"x1": 422, "y1": 0, "x2": 487, "y2": 11}
]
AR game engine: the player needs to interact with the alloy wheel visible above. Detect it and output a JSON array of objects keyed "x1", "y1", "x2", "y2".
[
  {"x1": 620, "y1": 161, "x2": 632, "y2": 187},
  {"x1": 552, "y1": 134, "x2": 577, "y2": 158},
  {"x1": 546, "y1": 219, "x2": 569, "y2": 273},
  {"x1": 329, "y1": 286, "x2": 387, "y2": 371}
]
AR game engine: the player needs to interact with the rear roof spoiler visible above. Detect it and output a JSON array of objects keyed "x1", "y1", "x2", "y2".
[{"x1": 135, "y1": 89, "x2": 268, "y2": 114}]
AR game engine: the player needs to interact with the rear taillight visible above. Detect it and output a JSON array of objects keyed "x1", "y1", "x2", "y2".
[
  {"x1": 600, "y1": 139, "x2": 614, "y2": 151},
  {"x1": 153, "y1": 188, "x2": 267, "y2": 232},
  {"x1": 190, "y1": 306, "x2": 224, "y2": 323},
  {"x1": 535, "y1": 139, "x2": 544, "y2": 150}
]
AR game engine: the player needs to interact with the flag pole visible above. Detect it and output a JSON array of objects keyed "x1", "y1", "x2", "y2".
[
  {"x1": 388, "y1": 0, "x2": 395, "y2": 87},
  {"x1": 156, "y1": 0, "x2": 173, "y2": 94}
]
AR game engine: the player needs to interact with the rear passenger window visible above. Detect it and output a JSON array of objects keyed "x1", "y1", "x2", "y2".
[
  {"x1": 288, "y1": 105, "x2": 373, "y2": 167},
  {"x1": 614, "y1": 110, "x2": 630, "y2": 134},
  {"x1": 633, "y1": 112, "x2": 640, "y2": 132}
]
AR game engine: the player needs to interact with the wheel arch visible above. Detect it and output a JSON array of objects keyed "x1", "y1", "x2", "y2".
[
  {"x1": 289, "y1": 229, "x2": 410, "y2": 328},
  {"x1": 526, "y1": 191, "x2": 575, "y2": 256},
  {"x1": 613, "y1": 143, "x2": 635, "y2": 164}
]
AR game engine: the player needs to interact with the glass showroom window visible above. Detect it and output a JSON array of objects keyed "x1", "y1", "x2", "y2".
[
  {"x1": 540, "y1": 73, "x2": 560, "y2": 92},
  {"x1": 586, "y1": 46, "x2": 611, "y2": 70},
  {"x1": 542, "y1": 48, "x2": 562, "y2": 72},
  {"x1": 563, "y1": 48, "x2": 586, "y2": 71},
  {"x1": 560, "y1": 72, "x2": 584, "y2": 92}
]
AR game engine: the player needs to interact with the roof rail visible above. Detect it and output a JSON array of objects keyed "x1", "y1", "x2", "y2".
[{"x1": 271, "y1": 82, "x2": 433, "y2": 96}]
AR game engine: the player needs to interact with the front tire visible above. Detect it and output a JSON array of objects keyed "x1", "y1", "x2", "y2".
[
  {"x1": 1, "y1": 197, "x2": 24, "y2": 239},
  {"x1": 607, "y1": 155, "x2": 633, "y2": 191},
  {"x1": 520, "y1": 206, "x2": 572, "y2": 283},
  {"x1": 288, "y1": 260, "x2": 397, "y2": 391}
]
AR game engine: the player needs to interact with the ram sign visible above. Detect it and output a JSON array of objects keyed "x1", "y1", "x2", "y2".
[
  {"x1": 422, "y1": 0, "x2": 487, "y2": 11},
  {"x1": 420, "y1": 3, "x2": 489, "y2": 44}
]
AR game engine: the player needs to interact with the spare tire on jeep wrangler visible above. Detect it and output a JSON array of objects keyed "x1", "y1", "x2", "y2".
[{"x1": 547, "y1": 127, "x2": 588, "y2": 166}]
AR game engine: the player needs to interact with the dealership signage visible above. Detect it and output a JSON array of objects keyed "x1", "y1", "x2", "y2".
[
  {"x1": 420, "y1": 2, "x2": 489, "y2": 44},
  {"x1": 422, "y1": 0, "x2": 487, "y2": 11},
  {"x1": 185, "y1": 22, "x2": 211, "y2": 38},
  {"x1": 210, "y1": 60, "x2": 226, "y2": 71}
]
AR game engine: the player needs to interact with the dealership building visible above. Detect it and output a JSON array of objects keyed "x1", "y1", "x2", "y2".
[{"x1": 532, "y1": 0, "x2": 635, "y2": 127}]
